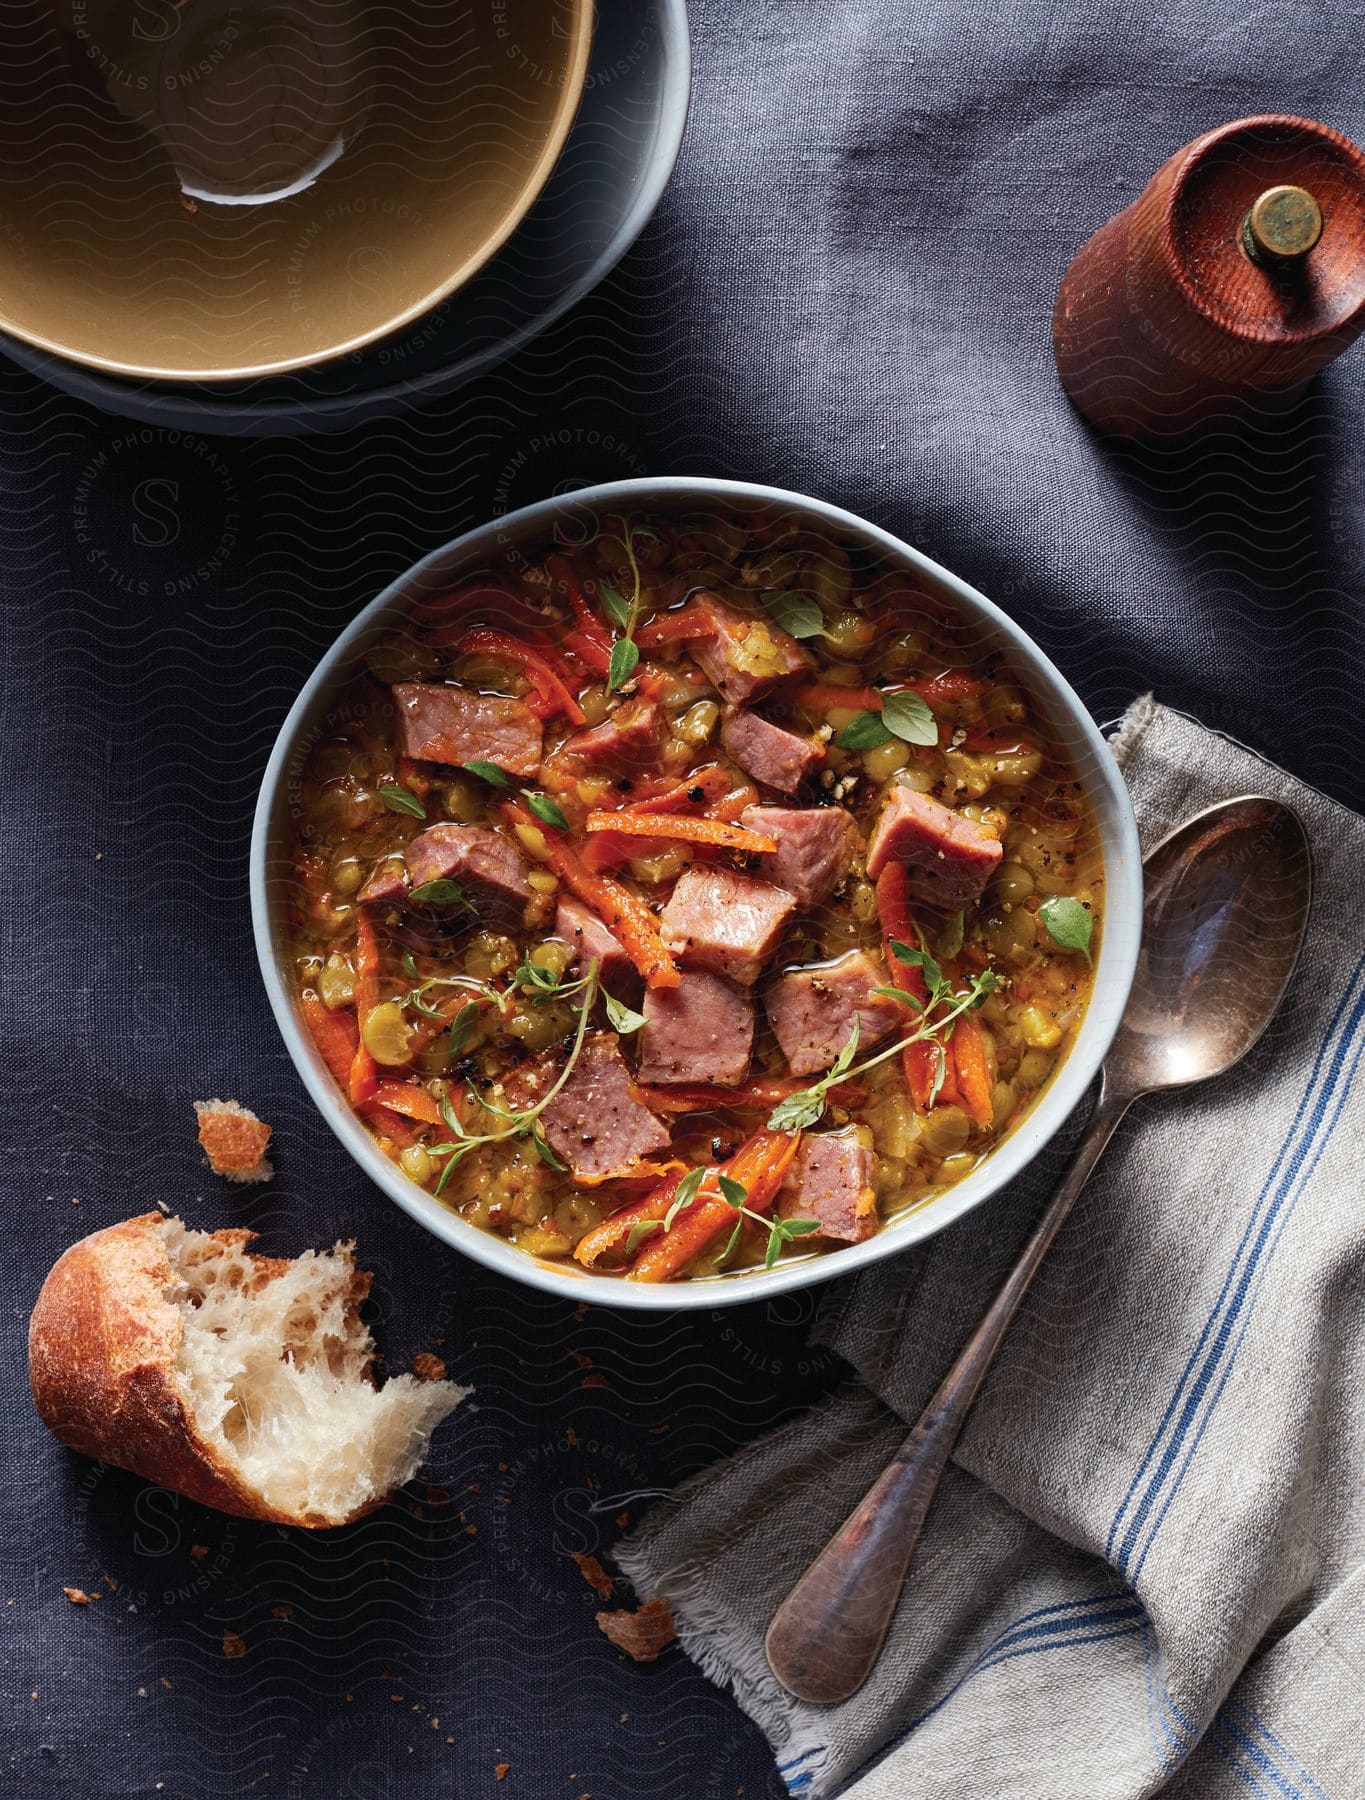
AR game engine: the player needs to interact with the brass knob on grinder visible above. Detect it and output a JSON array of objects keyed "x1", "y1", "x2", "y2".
[{"x1": 1243, "y1": 184, "x2": 1323, "y2": 263}]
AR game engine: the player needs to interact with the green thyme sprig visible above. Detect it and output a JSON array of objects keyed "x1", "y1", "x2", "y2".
[
  {"x1": 624, "y1": 1169, "x2": 821, "y2": 1271},
  {"x1": 766, "y1": 952, "x2": 1002, "y2": 1132},
  {"x1": 509, "y1": 951, "x2": 641, "y2": 1035},
  {"x1": 396, "y1": 950, "x2": 508, "y2": 1063},
  {"x1": 425, "y1": 960, "x2": 603, "y2": 1194},
  {"x1": 600, "y1": 516, "x2": 661, "y2": 692}
]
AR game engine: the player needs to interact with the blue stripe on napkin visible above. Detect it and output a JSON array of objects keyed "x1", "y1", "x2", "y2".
[{"x1": 1110, "y1": 955, "x2": 1365, "y2": 1578}]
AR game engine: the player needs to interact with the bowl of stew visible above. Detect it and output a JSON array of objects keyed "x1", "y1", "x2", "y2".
[{"x1": 252, "y1": 479, "x2": 1142, "y2": 1307}]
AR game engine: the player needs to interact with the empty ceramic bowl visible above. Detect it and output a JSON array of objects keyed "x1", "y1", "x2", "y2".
[{"x1": 0, "y1": 0, "x2": 592, "y2": 380}]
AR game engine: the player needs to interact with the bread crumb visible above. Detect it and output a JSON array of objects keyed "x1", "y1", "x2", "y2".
[
  {"x1": 194, "y1": 1100, "x2": 273, "y2": 1183},
  {"x1": 63, "y1": 1587, "x2": 92, "y2": 1605},
  {"x1": 595, "y1": 1597, "x2": 676, "y2": 1662},
  {"x1": 189, "y1": 1545, "x2": 209, "y2": 1560},
  {"x1": 614, "y1": 1512, "x2": 631, "y2": 1530},
  {"x1": 581, "y1": 1372, "x2": 608, "y2": 1390},
  {"x1": 570, "y1": 1553, "x2": 613, "y2": 1598},
  {"x1": 271, "y1": 1605, "x2": 293, "y2": 1619},
  {"x1": 412, "y1": 1352, "x2": 447, "y2": 1382},
  {"x1": 222, "y1": 1629, "x2": 247, "y2": 1659},
  {"x1": 569, "y1": 1349, "x2": 593, "y2": 1368},
  {"x1": 494, "y1": 1764, "x2": 509, "y2": 1782},
  {"x1": 160, "y1": 1677, "x2": 173, "y2": 1691}
]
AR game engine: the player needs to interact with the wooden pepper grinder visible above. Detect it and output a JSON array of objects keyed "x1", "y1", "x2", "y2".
[{"x1": 1052, "y1": 114, "x2": 1365, "y2": 436}]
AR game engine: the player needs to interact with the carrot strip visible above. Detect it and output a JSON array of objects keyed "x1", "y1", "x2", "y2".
[
  {"x1": 710, "y1": 779, "x2": 762, "y2": 823},
  {"x1": 874, "y1": 864, "x2": 925, "y2": 992},
  {"x1": 949, "y1": 1013, "x2": 993, "y2": 1129},
  {"x1": 580, "y1": 775, "x2": 766, "y2": 868},
  {"x1": 302, "y1": 992, "x2": 417, "y2": 1139},
  {"x1": 635, "y1": 600, "x2": 714, "y2": 648},
  {"x1": 562, "y1": 628, "x2": 612, "y2": 676},
  {"x1": 574, "y1": 1168, "x2": 687, "y2": 1269},
  {"x1": 372, "y1": 1079, "x2": 444, "y2": 1126},
  {"x1": 788, "y1": 682, "x2": 884, "y2": 713},
  {"x1": 502, "y1": 802, "x2": 680, "y2": 989},
  {"x1": 639, "y1": 1078, "x2": 867, "y2": 1113},
  {"x1": 349, "y1": 910, "x2": 380, "y2": 1105},
  {"x1": 579, "y1": 832, "x2": 634, "y2": 872},
  {"x1": 548, "y1": 554, "x2": 613, "y2": 675},
  {"x1": 301, "y1": 991, "x2": 359, "y2": 1087},
  {"x1": 787, "y1": 672, "x2": 988, "y2": 716},
  {"x1": 360, "y1": 1102, "x2": 419, "y2": 1148},
  {"x1": 584, "y1": 811, "x2": 777, "y2": 853},
  {"x1": 524, "y1": 632, "x2": 581, "y2": 684},
  {"x1": 958, "y1": 727, "x2": 1040, "y2": 756},
  {"x1": 628, "y1": 1130, "x2": 801, "y2": 1283},
  {"x1": 625, "y1": 765, "x2": 733, "y2": 814},
  {"x1": 875, "y1": 863, "x2": 939, "y2": 1111},
  {"x1": 300, "y1": 993, "x2": 421, "y2": 1142},
  {"x1": 915, "y1": 669, "x2": 989, "y2": 706},
  {"x1": 454, "y1": 627, "x2": 585, "y2": 725}
]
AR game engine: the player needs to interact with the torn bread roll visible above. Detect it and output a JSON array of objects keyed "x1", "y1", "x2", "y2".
[{"x1": 28, "y1": 1214, "x2": 468, "y2": 1528}]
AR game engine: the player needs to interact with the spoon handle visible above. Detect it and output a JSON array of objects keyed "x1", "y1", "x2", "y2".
[{"x1": 764, "y1": 1081, "x2": 1134, "y2": 1707}]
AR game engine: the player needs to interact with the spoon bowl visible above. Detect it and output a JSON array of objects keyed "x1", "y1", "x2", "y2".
[{"x1": 1108, "y1": 796, "x2": 1312, "y2": 1096}]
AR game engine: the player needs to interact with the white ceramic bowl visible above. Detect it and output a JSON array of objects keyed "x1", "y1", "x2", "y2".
[{"x1": 251, "y1": 478, "x2": 1143, "y2": 1308}]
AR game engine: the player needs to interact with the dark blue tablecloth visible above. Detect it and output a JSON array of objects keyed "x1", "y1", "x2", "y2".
[{"x1": 4, "y1": 4, "x2": 1364, "y2": 1797}]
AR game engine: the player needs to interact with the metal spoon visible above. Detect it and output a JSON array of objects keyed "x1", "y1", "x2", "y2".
[{"x1": 765, "y1": 794, "x2": 1312, "y2": 1707}]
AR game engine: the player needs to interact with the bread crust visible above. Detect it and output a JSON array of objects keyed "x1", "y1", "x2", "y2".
[{"x1": 28, "y1": 1213, "x2": 371, "y2": 1528}]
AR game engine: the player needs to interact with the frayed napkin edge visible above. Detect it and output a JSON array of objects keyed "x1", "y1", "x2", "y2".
[
  {"x1": 610, "y1": 1392, "x2": 884, "y2": 1793},
  {"x1": 614, "y1": 1529, "x2": 835, "y2": 1792},
  {"x1": 1108, "y1": 691, "x2": 1159, "y2": 767}
]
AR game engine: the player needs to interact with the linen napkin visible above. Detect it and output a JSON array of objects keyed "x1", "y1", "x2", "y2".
[{"x1": 618, "y1": 697, "x2": 1365, "y2": 1800}]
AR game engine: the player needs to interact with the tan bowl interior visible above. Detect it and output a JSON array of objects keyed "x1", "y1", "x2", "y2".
[{"x1": 0, "y1": 0, "x2": 592, "y2": 381}]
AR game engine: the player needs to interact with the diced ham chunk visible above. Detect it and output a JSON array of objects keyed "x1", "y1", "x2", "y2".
[
  {"x1": 686, "y1": 593, "x2": 816, "y2": 705},
  {"x1": 557, "y1": 698, "x2": 664, "y2": 771},
  {"x1": 780, "y1": 1129, "x2": 879, "y2": 1243},
  {"x1": 404, "y1": 825, "x2": 531, "y2": 910},
  {"x1": 358, "y1": 858, "x2": 408, "y2": 907},
  {"x1": 392, "y1": 682, "x2": 542, "y2": 778},
  {"x1": 659, "y1": 868, "x2": 797, "y2": 986},
  {"x1": 766, "y1": 950, "x2": 905, "y2": 1076},
  {"x1": 721, "y1": 710, "x2": 824, "y2": 794},
  {"x1": 555, "y1": 895, "x2": 634, "y2": 987},
  {"x1": 740, "y1": 805, "x2": 858, "y2": 910},
  {"x1": 864, "y1": 787, "x2": 1003, "y2": 904},
  {"x1": 535, "y1": 1033, "x2": 671, "y2": 1184},
  {"x1": 637, "y1": 970, "x2": 754, "y2": 1087}
]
